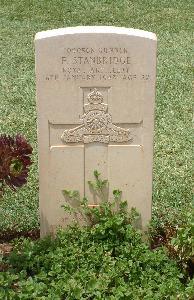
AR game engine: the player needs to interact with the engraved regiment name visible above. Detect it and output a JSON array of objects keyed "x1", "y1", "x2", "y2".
[{"x1": 61, "y1": 88, "x2": 133, "y2": 144}]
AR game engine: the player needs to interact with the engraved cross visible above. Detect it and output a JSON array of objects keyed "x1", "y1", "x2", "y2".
[{"x1": 49, "y1": 87, "x2": 142, "y2": 204}]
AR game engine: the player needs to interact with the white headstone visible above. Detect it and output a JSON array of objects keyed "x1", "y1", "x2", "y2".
[{"x1": 35, "y1": 26, "x2": 157, "y2": 236}]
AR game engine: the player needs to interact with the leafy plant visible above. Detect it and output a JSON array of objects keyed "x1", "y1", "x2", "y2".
[
  {"x1": 1, "y1": 215, "x2": 189, "y2": 299},
  {"x1": 88, "y1": 170, "x2": 108, "y2": 202},
  {"x1": 1, "y1": 171, "x2": 193, "y2": 299},
  {"x1": 170, "y1": 210, "x2": 194, "y2": 276},
  {"x1": 62, "y1": 170, "x2": 137, "y2": 227},
  {"x1": 0, "y1": 134, "x2": 32, "y2": 196},
  {"x1": 149, "y1": 208, "x2": 194, "y2": 280}
]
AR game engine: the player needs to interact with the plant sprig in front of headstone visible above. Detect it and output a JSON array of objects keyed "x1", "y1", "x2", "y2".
[{"x1": 62, "y1": 170, "x2": 140, "y2": 229}]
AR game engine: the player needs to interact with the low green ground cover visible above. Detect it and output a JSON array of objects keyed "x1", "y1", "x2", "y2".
[
  {"x1": 1, "y1": 195, "x2": 194, "y2": 299},
  {"x1": 0, "y1": 172, "x2": 193, "y2": 299}
]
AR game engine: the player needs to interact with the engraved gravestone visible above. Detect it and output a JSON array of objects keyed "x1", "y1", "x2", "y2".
[{"x1": 35, "y1": 26, "x2": 157, "y2": 236}]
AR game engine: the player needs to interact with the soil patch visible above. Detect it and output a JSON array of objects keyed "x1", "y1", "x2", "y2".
[{"x1": 0, "y1": 228, "x2": 40, "y2": 243}]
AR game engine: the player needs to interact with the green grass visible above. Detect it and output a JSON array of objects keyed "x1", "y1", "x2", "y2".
[{"x1": 0, "y1": 0, "x2": 192, "y2": 232}]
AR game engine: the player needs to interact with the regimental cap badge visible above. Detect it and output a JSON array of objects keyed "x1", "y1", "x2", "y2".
[
  {"x1": 61, "y1": 87, "x2": 133, "y2": 144},
  {"x1": 84, "y1": 88, "x2": 108, "y2": 113}
]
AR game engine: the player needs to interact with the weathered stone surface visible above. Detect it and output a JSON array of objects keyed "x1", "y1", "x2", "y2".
[{"x1": 35, "y1": 26, "x2": 157, "y2": 236}]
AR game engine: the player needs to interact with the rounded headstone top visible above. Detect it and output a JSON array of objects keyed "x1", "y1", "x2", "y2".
[{"x1": 35, "y1": 26, "x2": 157, "y2": 41}]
